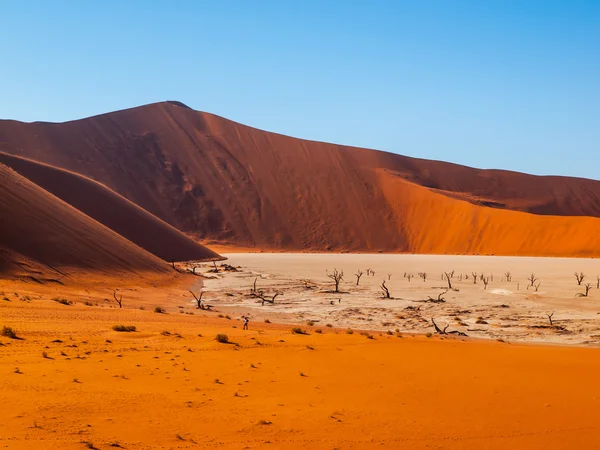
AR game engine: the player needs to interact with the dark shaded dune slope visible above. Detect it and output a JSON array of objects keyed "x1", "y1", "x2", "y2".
[
  {"x1": 0, "y1": 152, "x2": 222, "y2": 262},
  {"x1": 0, "y1": 164, "x2": 169, "y2": 274}
]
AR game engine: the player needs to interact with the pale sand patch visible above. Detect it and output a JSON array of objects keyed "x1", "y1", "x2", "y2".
[{"x1": 195, "y1": 253, "x2": 600, "y2": 345}]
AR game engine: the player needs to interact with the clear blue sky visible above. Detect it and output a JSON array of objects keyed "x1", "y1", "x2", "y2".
[{"x1": 1, "y1": 1, "x2": 598, "y2": 179}]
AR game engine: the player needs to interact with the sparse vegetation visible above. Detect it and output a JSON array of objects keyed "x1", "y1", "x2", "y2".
[
  {"x1": 215, "y1": 334, "x2": 229, "y2": 343},
  {"x1": 1, "y1": 326, "x2": 18, "y2": 339},
  {"x1": 112, "y1": 325, "x2": 136, "y2": 332},
  {"x1": 291, "y1": 327, "x2": 308, "y2": 335},
  {"x1": 154, "y1": 306, "x2": 165, "y2": 314},
  {"x1": 53, "y1": 297, "x2": 72, "y2": 306}
]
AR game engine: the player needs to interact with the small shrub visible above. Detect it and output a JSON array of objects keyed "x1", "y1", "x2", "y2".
[
  {"x1": 306, "y1": 321, "x2": 315, "y2": 326},
  {"x1": 42, "y1": 351, "x2": 49, "y2": 359},
  {"x1": 216, "y1": 334, "x2": 229, "y2": 343},
  {"x1": 53, "y1": 298, "x2": 72, "y2": 306},
  {"x1": 264, "y1": 319, "x2": 271, "y2": 324},
  {"x1": 425, "y1": 332, "x2": 433, "y2": 338},
  {"x1": 315, "y1": 329, "x2": 323, "y2": 334},
  {"x1": 326, "y1": 323, "x2": 333, "y2": 328},
  {"x1": 112, "y1": 325, "x2": 136, "y2": 332},
  {"x1": 291, "y1": 327, "x2": 308, "y2": 335},
  {"x1": 258, "y1": 420, "x2": 272, "y2": 425},
  {"x1": 346, "y1": 328, "x2": 354, "y2": 335},
  {"x1": 387, "y1": 330, "x2": 393, "y2": 335},
  {"x1": 1, "y1": 326, "x2": 18, "y2": 339},
  {"x1": 154, "y1": 306, "x2": 165, "y2": 314}
]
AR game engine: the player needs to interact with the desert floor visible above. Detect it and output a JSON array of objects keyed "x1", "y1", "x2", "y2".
[
  {"x1": 2, "y1": 254, "x2": 600, "y2": 449},
  {"x1": 201, "y1": 253, "x2": 600, "y2": 345}
]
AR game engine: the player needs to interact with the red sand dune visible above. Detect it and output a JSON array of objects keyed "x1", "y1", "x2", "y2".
[
  {"x1": 0, "y1": 163, "x2": 169, "y2": 275},
  {"x1": 1, "y1": 101, "x2": 600, "y2": 256},
  {"x1": 0, "y1": 152, "x2": 221, "y2": 263}
]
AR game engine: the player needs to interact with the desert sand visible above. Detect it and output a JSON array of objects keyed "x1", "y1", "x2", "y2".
[
  {"x1": 3, "y1": 101, "x2": 600, "y2": 256},
  {"x1": 3, "y1": 254, "x2": 600, "y2": 448},
  {"x1": 2, "y1": 266, "x2": 600, "y2": 450}
]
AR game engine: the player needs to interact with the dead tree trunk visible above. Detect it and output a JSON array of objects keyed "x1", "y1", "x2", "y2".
[
  {"x1": 528, "y1": 273, "x2": 538, "y2": 287},
  {"x1": 380, "y1": 280, "x2": 391, "y2": 299},
  {"x1": 112, "y1": 290, "x2": 123, "y2": 308},
  {"x1": 574, "y1": 272, "x2": 585, "y2": 285},
  {"x1": 326, "y1": 269, "x2": 344, "y2": 292},
  {"x1": 482, "y1": 277, "x2": 489, "y2": 289},
  {"x1": 443, "y1": 272, "x2": 453, "y2": 290},
  {"x1": 546, "y1": 312, "x2": 554, "y2": 326},
  {"x1": 472, "y1": 272, "x2": 477, "y2": 284},
  {"x1": 355, "y1": 270, "x2": 363, "y2": 286},
  {"x1": 189, "y1": 290, "x2": 204, "y2": 309}
]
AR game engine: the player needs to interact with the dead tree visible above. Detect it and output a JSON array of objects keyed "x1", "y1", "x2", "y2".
[
  {"x1": 388, "y1": 273, "x2": 392, "y2": 280},
  {"x1": 597, "y1": 276, "x2": 600, "y2": 289},
  {"x1": 189, "y1": 290, "x2": 205, "y2": 309},
  {"x1": 326, "y1": 269, "x2": 344, "y2": 292},
  {"x1": 419, "y1": 272, "x2": 427, "y2": 282},
  {"x1": 112, "y1": 289, "x2": 123, "y2": 308},
  {"x1": 527, "y1": 273, "x2": 538, "y2": 287},
  {"x1": 432, "y1": 318, "x2": 449, "y2": 334},
  {"x1": 251, "y1": 277, "x2": 258, "y2": 294},
  {"x1": 504, "y1": 271, "x2": 512, "y2": 282},
  {"x1": 482, "y1": 277, "x2": 489, "y2": 290},
  {"x1": 380, "y1": 280, "x2": 391, "y2": 299},
  {"x1": 425, "y1": 290, "x2": 447, "y2": 303},
  {"x1": 449, "y1": 270, "x2": 455, "y2": 279},
  {"x1": 260, "y1": 292, "x2": 281, "y2": 306},
  {"x1": 355, "y1": 270, "x2": 363, "y2": 286},
  {"x1": 574, "y1": 272, "x2": 585, "y2": 286},
  {"x1": 534, "y1": 282, "x2": 541, "y2": 292},
  {"x1": 407, "y1": 273, "x2": 414, "y2": 282},
  {"x1": 443, "y1": 272, "x2": 453, "y2": 290},
  {"x1": 171, "y1": 260, "x2": 176, "y2": 269},
  {"x1": 432, "y1": 319, "x2": 468, "y2": 336},
  {"x1": 546, "y1": 312, "x2": 554, "y2": 326},
  {"x1": 472, "y1": 272, "x2": 477, "y2": 284},
  {"x1": 576, "y1": 283, "x2": 593, "y2": 297}
]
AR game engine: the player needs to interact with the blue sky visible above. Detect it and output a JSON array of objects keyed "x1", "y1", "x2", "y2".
[{"x1": 1, "y1": 1, "x2": 598, "y2": 178}]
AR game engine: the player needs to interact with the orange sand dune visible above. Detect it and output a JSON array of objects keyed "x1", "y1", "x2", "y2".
[
  {"x1": 1, "y1": 101, "x2": 600, "y2": 255},
  {"x1": 378, "y1": 170, "x2": 600, "y2": 257},
  {"x1": 0, "y1": 164, "x2": 169, "y2": 275},
  {"x1": 0, "y1": 152, "x2": 221, "y2": 263}
]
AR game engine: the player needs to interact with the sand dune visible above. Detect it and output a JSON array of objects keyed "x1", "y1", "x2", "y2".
[
  {"x1": 0, "y1": 152, "x2": 221, "y2": 263},
  {"x1": 377, "y1": 170, "x2": 600, "y2": 257},
  {"x1": 1, "y1": 101, "x2": 600, "y2": 255},
  {"x1": 0, "y1": 164, "x2": 169, "y2": 275}
]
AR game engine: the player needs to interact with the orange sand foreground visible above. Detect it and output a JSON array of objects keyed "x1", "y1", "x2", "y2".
[{"x1": 1, "y1": 277, "x2": 600, "y2": 449}]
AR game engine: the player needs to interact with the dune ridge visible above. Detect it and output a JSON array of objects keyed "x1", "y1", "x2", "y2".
[
  {"x1": 1, "y1": 101, "x2": 600, "y2": 256},
  {"x1": 0, "y1": 152, "x2": 222, "y2": 263},
  {"x1": 0, "y1": 163, "x2": 170, "y2": 275}
]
